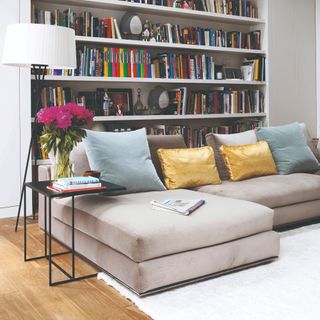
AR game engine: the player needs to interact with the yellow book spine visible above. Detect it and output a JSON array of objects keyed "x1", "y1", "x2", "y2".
[
  {"x1": 103, "y1": 47, "x2": 108, "y2": 77},
  {"x1": 254, "y1": 59, "x2": 259, "y2": 81},
  {"x1": 57, "y1": 87, "x2": 62, "y2": 106},
  {"x1": 119, "y1": 48, "x2": 124, "y2": 78}
]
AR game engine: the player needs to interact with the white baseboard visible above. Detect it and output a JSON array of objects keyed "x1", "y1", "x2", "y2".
[
  {"x1": 0, "y1": 205, "x2": 33, "y2": 219},
  {"x1": 0, "y1": 206, "x2": 18, "y2": 219}
]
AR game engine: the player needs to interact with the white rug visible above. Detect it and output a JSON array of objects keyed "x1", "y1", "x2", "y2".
[{"x1": 98, "y1": 224, "x2": 320, "y2": 320}]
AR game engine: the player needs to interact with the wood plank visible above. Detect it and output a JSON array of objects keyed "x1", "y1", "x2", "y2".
[{"x1": 0, "y1": 218, "x2": 150, "y2": 320}]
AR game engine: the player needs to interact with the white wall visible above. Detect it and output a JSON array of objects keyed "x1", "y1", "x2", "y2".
[
  {"x1": 0, "y1": 0, "x2": 21, "y2": 218},
  {"x1": 268, "y1": 0, "x2": 317, "y2": 137},
  {"x1": 0, "y1": 0, "x2": 31, "y2": 219}
]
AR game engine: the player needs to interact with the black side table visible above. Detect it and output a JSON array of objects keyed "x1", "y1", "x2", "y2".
[{"x1": 23, "y1": 180, "x2": 125, "y2": 286}]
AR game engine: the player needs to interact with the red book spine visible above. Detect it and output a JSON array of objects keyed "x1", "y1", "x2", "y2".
[
  {"x1": 128, "y1": 49, "x2": 132, "y2": 78},
  {"x1": 116, "y1": 48, "x2": 120, "y2": 77},
  {"x1": 144, "y1": 51, "x2": 148, "y2": 78},
  {"x1": 133, "y1": 49, "x2": 138, "y2": 78},
  {"x1": 111, "y1": 48, "x2": 116, "y2": 77},
  {"x1": 106, "y1": 18, "x2": 112, "y2": 38}
]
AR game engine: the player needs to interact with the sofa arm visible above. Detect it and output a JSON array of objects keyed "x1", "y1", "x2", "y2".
[
  {"x1": 38, "y1": 165, "x2": 52, "y2": 229},
  {"x1": 39, "y1": 164, "x2": 52, "y2": 181}
]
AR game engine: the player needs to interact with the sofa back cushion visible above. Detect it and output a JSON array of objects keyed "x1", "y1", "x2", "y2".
[
  {"x1": 147, "y1": 134, "x2": 187, "y2": 180},
  {"x1": 70, "y1": 133, "x2": 187, "y2": 180},
  {"x1": 205, "y1": 130, "x2": 258, "y2": 180},
  {"x1": 256, "y1": 122, "x2": 319, "y2": 175},
  {"x1": 84, "y1": 128, "x2": 165, "y2": 193},
  {"x1": 299, "y1": 123, "x2": 320, "y2": 161}
]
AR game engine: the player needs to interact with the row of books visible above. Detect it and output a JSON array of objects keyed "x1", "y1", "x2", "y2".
[
  {"x1": 153, "y1": 53, "x2": 215, "y2": 80},
  {"x1": 44, "y1": 44, "x2": 265, "y2": 81},
  {"x1": 32, "y1": 5, "x2": 262, "y2": 51},
  {"x1": 76, "y1": 47, "x2": 152, "y2": 78},
  {"x1": 166, "y1": 87, "x2": 263, "y2": 115},
  {"x1": 146, "y1": 120, "x2": 262, "y2": 147},
  {"x1": 185, "y1": 88, "x2": 264, "y2": 115},
  {"x1": 123, "y1": 0, "x2": 259, "y2": 18},
  {"x1": 34, "y1": 85, "x2": 263, "y2": 117},
  {"x1": 123, "y1": 0, "x2": 171, "y2": 5},
  {"x1": 32, "y1": 6, "x2": 121, "y2": 39},
  {"x1": 148, "y1": 23, "x2": 261, "y2": 50}
]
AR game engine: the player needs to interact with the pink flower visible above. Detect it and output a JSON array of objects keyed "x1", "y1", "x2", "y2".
[
  {"x1": 56, "y1": 110, "x2": 73, "y2": 129},
  {"x1": 64, "y1": 102, "x2": 94, "y2": 121},
  {"x1": 36, "y1": 103, "x2": 93, "y2": 129}
]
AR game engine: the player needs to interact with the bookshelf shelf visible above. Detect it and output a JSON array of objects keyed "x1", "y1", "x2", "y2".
[
  {"x1": 92, "y1": 113, "x2": 267, "y2": 122},
  {"x1": 75, "y1": 36, "x2": 266, "y2": 56},
  {"x1": 39, "y1": 0, "x2": 266, "y2": 25},
  {"x1": 32, "y1": 159, "x2": 51, "y2": 165},
  {"x1": 36, "y1": 76, "x2": 266, "y2": 86},
  {"x1": 32, "y1": 113, "x2": 266, "y2": 123}
]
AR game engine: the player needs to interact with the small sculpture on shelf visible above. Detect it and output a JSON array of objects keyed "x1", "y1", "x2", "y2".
[
  {"x1": 134, "y1": 88, "x2": 149, "y2": 115},
  {"x1": 116, "y1": 104, "x2": 124, "y2": 116},
  {"x1": 141, "y1": 20, "x2": 151, "y2": 41},
  {"x1": 103, "y1": 92, "x2": 112, "y2": 116}
]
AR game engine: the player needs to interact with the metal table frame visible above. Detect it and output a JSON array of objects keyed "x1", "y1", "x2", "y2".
[{"x1": 23, "y1": 180, "x2": 125, "y2": 286}]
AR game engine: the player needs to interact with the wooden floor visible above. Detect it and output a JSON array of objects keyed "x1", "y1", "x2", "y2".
[{"x1": 0, "y1": 217, "x2": 150, "y2": 320}]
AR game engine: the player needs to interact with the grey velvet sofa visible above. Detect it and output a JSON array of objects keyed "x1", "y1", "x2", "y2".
[{"x1": 37, "y1": 134, "x2": 320, "y2": 295}]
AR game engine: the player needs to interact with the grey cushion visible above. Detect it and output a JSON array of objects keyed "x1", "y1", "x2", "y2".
[
  {"x1": 206, "y1": 130, "x2": 258, "y2": 180},
  {"x1": 256, "y1": 122, "x2": 319, "y2": 174},
  {"x1": 84, "y1": 128, "x2": 165, "y2": 194},
  {"x1": 194, "y1": 173, "x2": 320, "y2": 208},
  {"x1": 53, "y1": 189, "x2": 274, "y2": 262}
]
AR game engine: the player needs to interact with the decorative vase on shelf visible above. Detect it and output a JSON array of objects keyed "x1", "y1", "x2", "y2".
[{"x1": 37, "y1": 102, "x2": 94, "y2": 180}]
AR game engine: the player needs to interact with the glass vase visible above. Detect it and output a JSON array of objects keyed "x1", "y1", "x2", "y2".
[{"x1": 51, "y1": 150, "x2": 74, "y2": 180}]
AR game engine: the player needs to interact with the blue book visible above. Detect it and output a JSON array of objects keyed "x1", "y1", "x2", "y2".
[{"x1": 56, "y1": 176, "x2": 100, "y2": 186}]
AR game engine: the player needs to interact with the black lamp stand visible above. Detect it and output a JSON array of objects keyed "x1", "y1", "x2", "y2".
[{"x1": 15, "y1": 64, "x2": 48, "y2": 231}]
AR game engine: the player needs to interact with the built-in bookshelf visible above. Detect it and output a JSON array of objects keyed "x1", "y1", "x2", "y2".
[{"x1": 30, "y1": 0, "x2": 268, "y2": 161}]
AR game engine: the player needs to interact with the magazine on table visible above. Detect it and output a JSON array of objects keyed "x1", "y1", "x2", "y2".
[{"x1": 150, "y1": 199, "x2": 205, "y2": 216}]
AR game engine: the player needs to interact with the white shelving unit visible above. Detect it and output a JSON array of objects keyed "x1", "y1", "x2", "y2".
[
  {"x1": 75, "y1": 36, "x2": 266, "y2": 55},
  {"x1": 32, "y1": 0, "x2": 268, "y2": 158},
  {"x1": 40, "y1": 75, "x2": 265, "y2": 86},
  {"x1": 38, "y1": 0, "x2": 266, "y2": 25}
]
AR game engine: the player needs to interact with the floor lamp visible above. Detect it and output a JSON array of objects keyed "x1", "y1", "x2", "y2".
[{"x1": 1, "y1": 24, "x2": 76, "y2": 231}]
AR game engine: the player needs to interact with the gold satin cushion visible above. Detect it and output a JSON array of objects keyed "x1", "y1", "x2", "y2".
[
  {"x1": 219, "y1": 141, "x2": 277, "y2": 181},
  {"x1": 157, "y1": 146, "x2": 221, "y2": 190}
]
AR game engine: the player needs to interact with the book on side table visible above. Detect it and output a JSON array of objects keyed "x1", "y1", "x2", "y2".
[
  {"x1": 151, "y1": 199, "x2": 205, "y2": 216},
  {"x1": 47, "y1": 176, "x2": 107, "y2": 193}
]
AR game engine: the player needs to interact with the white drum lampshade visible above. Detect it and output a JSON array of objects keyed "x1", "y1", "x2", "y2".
[{"x1": 2, "y1": 23, "x2": 76, "y2": 69}]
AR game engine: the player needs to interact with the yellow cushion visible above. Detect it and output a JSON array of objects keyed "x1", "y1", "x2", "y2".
[
  {"x1": 219, "y1": 141, "x2": 277, "y2": 181},
  {"x1": 157, "y1": 146, "x2": 222, "y2": 189}
]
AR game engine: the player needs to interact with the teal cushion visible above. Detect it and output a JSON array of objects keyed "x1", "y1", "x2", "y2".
[
  {"x1": 84, "y1": 128, "x2": 166, "y2": 193},
  {"x1": 256, "y1": 122, "x2": 319, "y2": 175}
]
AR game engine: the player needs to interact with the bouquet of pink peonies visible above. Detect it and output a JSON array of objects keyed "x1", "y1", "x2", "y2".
[{"x1": 37, "y1": 103, "x2": 94, "y2": 179}]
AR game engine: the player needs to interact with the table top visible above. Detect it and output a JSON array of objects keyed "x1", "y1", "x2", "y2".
[{"x1": 25, "y1": 180, "x2": 126, "y2": 198}]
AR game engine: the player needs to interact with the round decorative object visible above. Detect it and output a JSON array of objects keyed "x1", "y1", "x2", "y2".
[
  {"x1": 148, "y1": 86, "x2": 169, "y2": 114},
  {"x1": 120, "y1": 12, "x2": 143, "y2": 39}
]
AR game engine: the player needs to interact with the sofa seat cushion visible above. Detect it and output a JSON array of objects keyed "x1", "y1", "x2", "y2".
[
  {"x1": 194, "y1": 173, "x2": 320, "y2": 208},
  {"x1": 53, "y1": 189, "x2": 273, "y2": 262}
]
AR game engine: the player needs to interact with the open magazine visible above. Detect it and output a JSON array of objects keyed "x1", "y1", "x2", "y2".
[{"x1": 151, "y1": 199, "x2": 205, "y2": 216}]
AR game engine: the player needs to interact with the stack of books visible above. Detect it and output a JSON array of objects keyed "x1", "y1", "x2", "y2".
[{"x1": 48, "y1": 176, "x2": 106, "y2": 193}]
